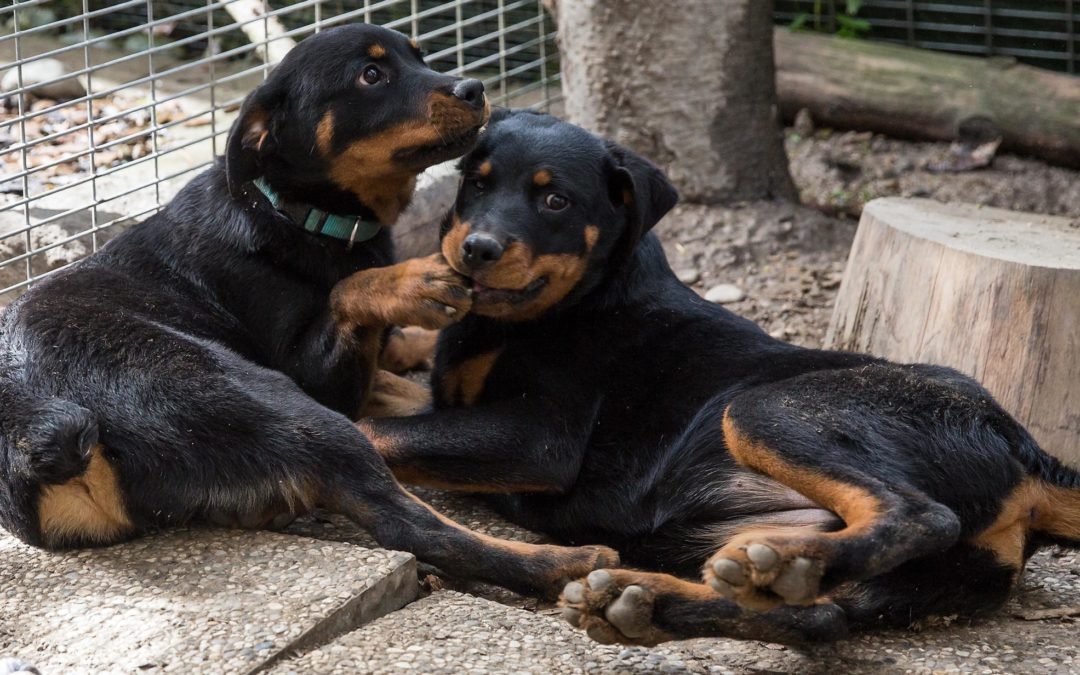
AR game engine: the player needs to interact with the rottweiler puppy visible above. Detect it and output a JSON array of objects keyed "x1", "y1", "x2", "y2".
[
  {"x1": 0, "y1": 27, "x2": 617, "y2": 598},
  {"x1": 361, "y1": 109, "x2": 1080, "y2": 644}
]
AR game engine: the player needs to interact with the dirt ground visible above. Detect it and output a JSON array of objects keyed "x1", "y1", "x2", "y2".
[{"x1": 660, "y1": 129, "x2": 1080, "y2": 349}]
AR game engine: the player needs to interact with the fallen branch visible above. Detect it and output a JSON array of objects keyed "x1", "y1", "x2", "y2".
[
  {"x1": 222, "y1": 0, "x2": 296, "y2": 65},
  {"x1": 775, "y1": 29, "x2": 1080, "y2": 168},
  {"x1": 1013, "y1": 606, "x2": 1080, "y2": 621}
]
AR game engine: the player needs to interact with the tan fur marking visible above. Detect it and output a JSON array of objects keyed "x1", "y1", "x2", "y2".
[
  {"x1": 584, "y1": 225, "x2": 600, "y2": 251},
  {"x1": 441, "y1": 216, "x2": 471, "y2": 263},
  {"x1": 478, "y1": 161, "x2": 492, "y2": 177},
  {"x1": 362, "y1": 369, "x2": 433, "y2": 418},
  {"x1": 403, "y1": 488, "x2": 616, "y2": 591},
  {"x1": 533, "y1": 169, "x2": 552, "y2": 186},
  {"x1": 379, "y1": 327, "x2": 439, "y2": 374},
  {"x1": 317, "y1": 93, "x2": 485, "y2": 224},
  {"x1": 721, "y1": 412, "x2": 881, "y2": 535},
  {"x1": 441, "y1": 349, "x2": 502, "y2": 406},
  {"x1": 970, "y1": 478, "x2": 1080, "y2": 569},
  {"x1": 409, "y1": 38, "x2": 421, "y2": 51},
  {"x1": 444, "y1": 224, "x2": 592, "y2": 323},
  {"x1": 368, "y1": 43, "x2": 386, "y2": 58},
  {"x1": 38, "y1": 445, "x2": 134, "y2": 547}
]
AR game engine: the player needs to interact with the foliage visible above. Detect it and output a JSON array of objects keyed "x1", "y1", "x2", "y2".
[{"x1": 790, "y1": 0, "x2": 871, "y2": 39}]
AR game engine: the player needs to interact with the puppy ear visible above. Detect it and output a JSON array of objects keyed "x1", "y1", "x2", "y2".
[
  {"x1": 606, "y1": 141, "x2": 679, "y2": 260},
  {"x1": 225, "y1": 82, "x2": 283, "y2": 198}
]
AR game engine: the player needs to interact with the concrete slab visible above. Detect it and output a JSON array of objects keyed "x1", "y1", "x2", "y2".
[
  {"x1": 269, "y1": 590, "x2": 702, "y2": 675},
  {"x1": 0, "y1": 527, "x2": 416, "y2": 674},
  {"x1": 269, "y1": 549, "x2": 1080, "y2": 675}
]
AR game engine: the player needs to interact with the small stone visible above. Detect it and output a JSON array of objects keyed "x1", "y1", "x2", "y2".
[
  {"x1": 0, "y1": 58, "x2": 86, "y2": 102},
  {"x1": 704, "y1": 283, "x2": 745, "y2": 304},
  {"x1": 674, "y1": 268, "x2": 700, "y2": 285}
]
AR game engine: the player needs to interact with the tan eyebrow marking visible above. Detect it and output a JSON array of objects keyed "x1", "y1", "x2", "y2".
[
  {"x1": 533, "y1": 169, "x2": 552, "y2": 186},
  {"x1": 368, "y1": 44, "x2": 386, "y2": 58}
]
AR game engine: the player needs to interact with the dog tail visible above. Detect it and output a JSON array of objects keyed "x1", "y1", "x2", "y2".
[
  {"x1": 0, "y1": 384, "x2": 101, "y2": 546},
  {"x1": 0, "y1": 389, "x2": 99, "y2": 485}
]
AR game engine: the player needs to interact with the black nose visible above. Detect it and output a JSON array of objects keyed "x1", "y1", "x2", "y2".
[
  {"x1": 452, "y1": 78, "x2": 486, "y2": 109},
  {"x1": 461, "y1": 232, "x2": 504, "y2": 269}
]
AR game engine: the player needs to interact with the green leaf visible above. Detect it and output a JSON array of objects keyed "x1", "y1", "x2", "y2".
[
  {"x1": 846, "y1": 0, "x2": 864, "y2": 14},
  {"x1": 836, "y1": 14, "x2": 871, "y2": 35},
  {"x1": 789, "y1": 12, "x2": 810, "y2": 31}
]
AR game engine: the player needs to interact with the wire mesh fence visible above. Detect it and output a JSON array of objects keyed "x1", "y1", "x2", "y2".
[
  {"x1": 774, "y1": 1, "x2": 1079, "y2": 74},
  {"x1": 0, "y1": 0, "x2": 560, "y2": 302}
]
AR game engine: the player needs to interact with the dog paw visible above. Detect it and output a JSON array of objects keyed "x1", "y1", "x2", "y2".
[
  {"x1": 401, "y1": 255, "x2": 474, "y2": 329},
  {"x1": 704, "y1": 539, "x2": 825, "y2": 611},
  {"x1": 558, "y1": 570, "x2": 674, "y2": 647},
  {"x1": 0, "y1": 658, "x2": 40, "y2": 675},
  {"x1": 362, "y1": 370, "x2": 432, "y2": 418}
]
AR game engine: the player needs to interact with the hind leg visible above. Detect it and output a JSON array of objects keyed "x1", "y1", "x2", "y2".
[
  {"x1": 558, "y1": 568, "x2": 848, "y2": 646},
  {"x1": 25, "y1": 350, "x2": 614, "y2": 597},
  {"x1": 703, "y1": 396, "x2": 961, "y2": 611}
]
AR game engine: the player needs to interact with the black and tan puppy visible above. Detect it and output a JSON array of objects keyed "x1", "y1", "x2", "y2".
[
  {"x1": 0, "y1": 28, "x2": 617, "y2": 598},
  {"x1": 362, "y1": 109, "x2": 1080, "y2": 643}
]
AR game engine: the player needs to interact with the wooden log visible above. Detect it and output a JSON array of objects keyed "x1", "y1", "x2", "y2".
[
  {"x1": 775, "y1": 29, "x2": 1080, "y2": 168},
  {"x1": 826, "y1": 198, "x2": 1080, "y2": 466}
]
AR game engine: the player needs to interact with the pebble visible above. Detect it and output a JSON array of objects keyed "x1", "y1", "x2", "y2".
[
  {"x1": 0, "y1": 58, "x2": 86, "y2": 102},
  {"x1": 674, "y1": 268, "x2": 700, "y2": 285},
  {"x1": 703, "y1": 283, "x2": 745, "y2": 304}
]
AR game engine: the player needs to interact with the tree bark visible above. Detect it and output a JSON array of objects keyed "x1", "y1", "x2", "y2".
[
  {"x1": 554, "y1": 0, "x2": 797, "y2": 204},
  {"x1": 827, "y1": 197, "x2": 1080, "y2": 467},
  {"x1": 775, "y1": 30, "x2": 1080, "y2": 168}
]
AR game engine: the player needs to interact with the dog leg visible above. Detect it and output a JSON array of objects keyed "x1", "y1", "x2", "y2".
[{"x1": 559, "y1": 568, "x2": 848, "y2": 646}]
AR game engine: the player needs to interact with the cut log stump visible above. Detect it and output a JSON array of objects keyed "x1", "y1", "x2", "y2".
[{"x1": 827, "y1": 198, "x2": 1080, "y2": 466}]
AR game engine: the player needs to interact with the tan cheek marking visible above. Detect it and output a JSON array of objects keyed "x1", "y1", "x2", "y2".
[
  {"x1": 478, "y1": 161, "x2": 492, "y2": 177},
  {"x1": 320, "y1": 92, "x2": 483, "y2": 224},
  {"x1": 368, "y1": 43, "x2": 386, "y2": 58},
  {"x1": 38, "y1": 445, "x2": 134, "y2": 547},
  {"x1": 533, "y1": 169, "x2": 552, "y2": 186},
  {"x1": 316, "y1": 110, "x2": 335, "y2": 155}
]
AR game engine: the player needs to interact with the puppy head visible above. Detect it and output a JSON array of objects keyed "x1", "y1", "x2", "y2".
[
  {"x1": 225, "y1": 24, "x2": 489, "y2": 224},
  {"x1": 442, "y1": 109, "x2": 677, "y2": 321}
]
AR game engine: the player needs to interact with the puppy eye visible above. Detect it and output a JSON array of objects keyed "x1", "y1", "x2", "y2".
[
  {"x1": 544, "y1": 193, "x2": 569, "y2": 211},
  {"x1": 470, "y1": 178, "x2": 486, "y2": 191},
  {"x1": 359, "y1": 65, "x2": 384, "y2": 86}
]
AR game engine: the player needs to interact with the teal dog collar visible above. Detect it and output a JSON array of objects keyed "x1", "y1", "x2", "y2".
[{"x1": 253, "y1": 177, "x2": 382, "y2": 246}]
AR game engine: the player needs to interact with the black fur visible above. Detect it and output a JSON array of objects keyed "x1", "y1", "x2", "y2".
[{"x1": 0, "y1": 29, "x2": 614, "y2": 599}]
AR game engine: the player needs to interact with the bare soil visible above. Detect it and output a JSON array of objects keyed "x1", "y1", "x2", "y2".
[{"x1": 659, "y1": 129, "x2": 1080, "y2": 349}]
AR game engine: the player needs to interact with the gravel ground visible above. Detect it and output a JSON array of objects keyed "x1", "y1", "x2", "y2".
[{"x1": 656, "y1": 130, "x2": 1080, "y2": 348}]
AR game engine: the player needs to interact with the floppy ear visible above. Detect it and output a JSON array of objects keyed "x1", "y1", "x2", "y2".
[
  {"x1": 605, "y1": 141, "x2": 679, "y2": 262},
  {"x1": 225, "y1": 82, "x2": 283, "y2": 198}
]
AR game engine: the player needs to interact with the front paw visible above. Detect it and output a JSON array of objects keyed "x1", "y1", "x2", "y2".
[{"x1": 397, "y1": 254, "x2": 474, "y2": 329}]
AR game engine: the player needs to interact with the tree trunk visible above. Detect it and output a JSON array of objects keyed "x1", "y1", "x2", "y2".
[
  {"x1": 827, "y1": 197, "x2": 1080, "y2": 467},
  {"x1": 775, "y1": 30, "x2": 1080, "y2": 169},
  {"x1": 554, "y1": 0, "x2": 797, "y2": 204}
]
